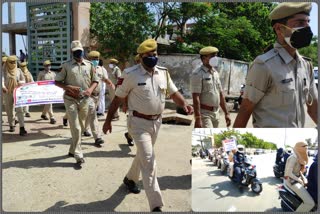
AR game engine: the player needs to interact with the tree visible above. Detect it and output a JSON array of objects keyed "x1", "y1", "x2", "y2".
[
  {"x1": 299, "y1": 36, "x2": 318, "y2": 66},
  {"x1": 184, "y1": 2, "x2": 275, "y2": 61},
  {"x1": 90, "y1": 3, "x2": 156, "y2": 63},
  {"x1": 213, "y1": 129, "x2": 242, "y2": 148}
]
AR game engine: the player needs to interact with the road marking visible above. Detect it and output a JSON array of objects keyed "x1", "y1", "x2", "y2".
[{"x1": 227, "y1": 205, "x2": 237, "y2": 212}]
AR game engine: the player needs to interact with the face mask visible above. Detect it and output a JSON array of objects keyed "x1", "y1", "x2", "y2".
[
  {"x1": 73, "y1": 50, "x2": 84, "y2": 59},
  {"x1": 142, "y1": 56, "x2": 158, "y2": 68},
  {"x1": 109, "y1": 64, "x2": 114, "y2": 69},
  {"x1": 91, "y1": 60, "x2": 99, "y2": 67},
  {"x1": 209, "y1": 56, "x2": 219, "y2": 67},
  {"x1": 283, "y1": 26, "x2": 313, "y2": 49},
  {"x1": 7, "y1": 62, "x2": 16, "y2": 70}
]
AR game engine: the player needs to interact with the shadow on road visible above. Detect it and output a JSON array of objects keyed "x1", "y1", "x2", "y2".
[
  {"x1": 265, "y1": 207, "x2": 282, "y2": 212},
  {"x1": 159, "y1": 174, "x2": 191, "y2": 190},
  {"x1": 44, "y1": 185, "x2": 128, "y2": 212},
  {"x1": 207, "y1": 169, "x2": 224, "y2": 176},
  {"x1": 259, "y1": 176, "x2": 282, "y2": 186}
]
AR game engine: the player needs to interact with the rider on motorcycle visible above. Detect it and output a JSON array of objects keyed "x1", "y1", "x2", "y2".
[
  {"x1": 284, "y1": 142, "x2": 315, "y2": 212},
  {"x1": 233, "y1": 145, "x2": 246, "y2": 189},
  {"x1": 307, "y1": 153, "x2": 317, "y2": 204}
]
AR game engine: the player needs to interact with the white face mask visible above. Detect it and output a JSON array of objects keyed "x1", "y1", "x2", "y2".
[
  {"x1": 109, "y1": 64, "x2": 114, "y2": 69},
  {"x1": 209, "y1": 56, "x2": 219, "y2": 67}
]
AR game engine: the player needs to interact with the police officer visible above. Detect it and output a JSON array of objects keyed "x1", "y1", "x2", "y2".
[
  {"x1": 102, "y1": 39, "x2": 193, "y2": 211},
  {"x1": 37, "y1": 60, "x2": 57, "y2": 124},
  {"x1": 191, "y1": 46, "x2": 231, "y2": 128},
  {"x1": 19, "y1": 61, "x2": 34, "y2": 118},
  {"x1": 107, "y1": 58, "x2": 122, "y2": 120},
  {"x1": 97, "y1": 59, "x2": 112, "y2": 116},
  {"x1": 3, "y1": 55, "x2": 27, "y2": 136},
  {"x1": 55, "y1": 40, "x2": 99, "y2": 165},
  {"x1": 233, "y1": 145, "x2": 246, "y2": 189},
  {"x1": 84, "y1": 50, "x2": 113, "y2": 146},
  {"x1": 234, "y1": 2, "x2": 317, "y2": 128}
]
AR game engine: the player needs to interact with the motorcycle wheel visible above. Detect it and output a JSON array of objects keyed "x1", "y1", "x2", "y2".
[{"x1": 251, "y1": 182, "x2": 262, "y2": 194}]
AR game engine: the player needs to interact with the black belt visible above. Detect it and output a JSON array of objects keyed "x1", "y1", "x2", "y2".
[{"x1": 133, "y1": 110, "x2": 161, "y2": 120}]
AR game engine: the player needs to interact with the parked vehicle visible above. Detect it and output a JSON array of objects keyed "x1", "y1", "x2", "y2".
[
  {"x1": 227, "y1": 157, "x2": 262, "y2": 194},
  {"x1": 254, "y1": 149, "x2": 264, "y2": 155},
  {"x1": 314, "y1": 66, "x2": 318, "y2": 88},
  {"x1": 220, "y1": 153, "x2": 229, "y2": 175},
  {"x1": 273, "y1": 162, "x2": 284, "y2": 178}
]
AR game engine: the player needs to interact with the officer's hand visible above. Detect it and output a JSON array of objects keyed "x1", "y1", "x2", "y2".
[
  {"x1": 102, "y1": 121, "x2": 112, "y2": 134},
  {"x1": 65, "y1": 85, "x2": 80, "y2": 93},
  {"x1": 110, "y1": 83, "x2": 115, "y2": 90},
  {"x1": 122, "y1": 105, "x2": 128, "y2": 113},
  {"x1": 183, "y1": 105, "x2": 194, "y2": 115},
  {"x1": 225, "y1": 114, "x2": 231, "y2": 127},
  {"x1": 2, "y1": 87, "x2": 8, "y2": 93},
  {"x1": 82, "y1": 88, "x2": 92, "y2": 97},
  {"x1": 194, "y1": 118, "x2": 202, "y2": 128}
]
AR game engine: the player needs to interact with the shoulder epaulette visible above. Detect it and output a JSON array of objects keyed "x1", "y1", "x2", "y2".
[
  {"x1": 124, "y1": 64, "x2": 139, "y2": 74},
  {"x1": 155, "y1": 65, "x2": 168, "y2": 71},
  {"x1": 302, "y1": 56, "x2": 312, "y2": 62},
  {"x1": 255, "y1": 49, "x2": 278, "y2": 64}
]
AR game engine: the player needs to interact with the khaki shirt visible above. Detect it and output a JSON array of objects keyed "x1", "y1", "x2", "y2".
[
  {"x1": 55, "y1": 59, "x2": 99, "y2": 94},
  {"x1": 37, "y1": 70, "x2": 56, "y2": 81},
  {"x1": 116, "y1": 64, "x2": 178, "y2": 115},
  {"x1": 244, "y1": 42, "x2": 317, "y2": 128},
  {"x1": 3, "y1": 68, "x2": 26, "y2": 86},
  {"x1": 93, "y1": 66, "x2": 108, "y2": 95},
  {"x1": 109, "y1": 65, "x2": 122, "y2": 85},
  {"x1": 284, "y1": 154, "x2": 303, "y2": 183},
  {"x1": 190, "y1": 65, "x2": 222, "y2": 107}
]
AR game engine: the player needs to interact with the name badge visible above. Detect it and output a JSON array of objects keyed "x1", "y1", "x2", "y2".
[
  {"x1": 281, "y1": 78, "x2": 293, "y2": 84},
  {"x1": 138, "y1": 83, "x2": 146, "y2": 86}
]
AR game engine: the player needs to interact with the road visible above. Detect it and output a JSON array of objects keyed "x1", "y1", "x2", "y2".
[
  {"x1": 2, "y1": 106, "x2": 192, "y2": 212},
  {"x1": 192, "y1": 153, "x2": 284, "y2": 212}
]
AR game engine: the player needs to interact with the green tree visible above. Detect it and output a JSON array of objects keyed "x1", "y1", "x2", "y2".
[
  {"x1": 213, "y1": 129, "x2": 242, "y2": 148},
  {"x1": 299, "y1": 36, "x2": 318, "y2": 66},
  {"x1": 90, "y1": 3, "x2": 155, "y2": 63}
]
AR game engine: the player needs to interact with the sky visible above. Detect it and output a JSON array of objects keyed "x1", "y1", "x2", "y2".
[
  {"x1": 1, "y1": 2, "x2": 319, "y2": 55},
  {"x1": 192, "y1": 128, "x2": 318, "y2": 149}
]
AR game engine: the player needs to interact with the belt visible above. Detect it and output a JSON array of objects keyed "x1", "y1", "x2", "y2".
[
  {"x1": 133, "y1": 110, "x2": 161, "y2": 121},
  {"x1": 200, "y1": 103, "x2": 218, "y2": 111}
]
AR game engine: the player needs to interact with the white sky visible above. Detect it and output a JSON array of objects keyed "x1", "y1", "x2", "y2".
[{"x1": 192, "y1": 128, "x2": 318, "y2": 148}]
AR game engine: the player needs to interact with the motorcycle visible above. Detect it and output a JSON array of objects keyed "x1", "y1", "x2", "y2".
[
  {"x1": 220, "y1": 154, "x2": 229, "y2": 175},
  {"x1": 273, "y1": 162, "x2": 285, "y2": 178},
  {"x1": 278, "y1": 182, "x2": 317, "y2": 212},
  {"x1": 227, "y1": 157, "x2": 262, "y2": 194}
]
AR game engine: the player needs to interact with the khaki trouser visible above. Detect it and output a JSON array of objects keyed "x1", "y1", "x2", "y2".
[
  {"x1": 284, "y1": 179, "x2": 315, "y2": 211},
  {"x1": 64, "y1": 96, "x2": 91, "y2": 160},
  {"x1": 84, "y1": 96, "x2": 101, "y2": 140},
  {"x1": 97, "y1": 82, "x2": 106, "y2": 114},
  {"x1": 4, "y1": 92, "x2": 24, "y2": 127},
  {"x1": 107, "y1": 85, "x2": 119, "y2": 118},
  {"x1": 201, "y1": 109, "x2": 219, "y2": 128},
  {"x1": 229, "y1": 162, "x2": 234, "y2": 177},
  {"x1": 126, "y1": 114, "x2": 164, "y2": 211},
  {"x1": 42, "y1": 104, "x2": 54, "y2": 118},
  {"x1": 23, "y1": 106, "x2": 29, "y2": 114}
]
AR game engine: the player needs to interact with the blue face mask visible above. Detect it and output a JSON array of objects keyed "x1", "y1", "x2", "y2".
[
  {"x1": 73, "y1": 50, "x2": 84, "y2": 59},
  {"x1": 91, "y1": 60, "x2": 99, "y2": 67},
  {"x1": 142, "y1": 56, "x2": 158, "y2": 68}
]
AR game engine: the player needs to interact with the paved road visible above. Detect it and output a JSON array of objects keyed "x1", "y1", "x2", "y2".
[
  {"x1": 2, "y1": 106, "x2": 192, "y2": 212},
  {"x1": 192, "y1": 153, "x2": 284, "y2": 212}
]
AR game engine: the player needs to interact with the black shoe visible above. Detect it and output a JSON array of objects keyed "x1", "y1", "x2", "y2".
[
  {"x1": 123, "y1": 177, "x2": 141, "y2": 194},
  {"x1": 50, "y1": 118, "x2": 56, "y2": 124},
  {"x1": 68, "y1": 152, "x2": 74, "y2": 157},
  {"x1": 9, "y1": 126, "x2": 14, "y2": 132},
  {"x1": 112, "y1": 116, "x2": 119, "y2": 121},
  {"x1": 25, "y1": 113, "x2": 31, "y2": 117},
  {"x1": 97, "y1": 113, "x2": 104, "y2": 117},
  {"x1": 152, "y1": 207, "x2": 162, "y2": 212},
  {"x1": 83, "y1": 131, "x2": 91, "y2": 137},
  {"x1": 63, "y1": 118, "x2": 68, "y2": 126},
  {"x1": 19, "y1": 127, "x2": 27, "y2": 136},
  {"x1": 124, "y1": 132, "x2": 134, "y2": 146},
  {"x1": 95, "y1": 138, "x2": 104, "y2": 145},
  {"x1": 41, "y1": 115, "x2": 49, "y2": 120},
  {"x1": 76, "y1": 158, "x2": 85, "y2": 165}
]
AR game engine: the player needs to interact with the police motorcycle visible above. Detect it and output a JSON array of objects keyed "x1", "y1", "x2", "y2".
[
  {"x1": 273, "y1": 149, "x2": 292, "y2": 178},
  {"x1": 227, "y1": 152, "x2": 262, "y2": 194}
]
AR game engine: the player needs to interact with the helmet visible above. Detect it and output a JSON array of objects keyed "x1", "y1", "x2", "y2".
[
  {"x1": 237, "y1": 145, "x2": 245, "y2": 153},
  {"x1": 286, "y1": 148, "x2": 292, "y2": 154}
]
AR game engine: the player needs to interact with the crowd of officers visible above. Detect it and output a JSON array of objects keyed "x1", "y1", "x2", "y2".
[{"x1": 1, "y1": 2, "x2": 318, "y2": 212}]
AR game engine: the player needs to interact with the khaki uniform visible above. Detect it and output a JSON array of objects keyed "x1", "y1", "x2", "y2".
[
  {"x1": 116, "y1": 64, "x2": 178, "y2": 210},
  {"x1": 3, "y1": 68, "x2": 25, "y2": 127},
  {"x1": 97, "y1": 66, "x2": 108, "y2": 114},
  {"x1": 21, "y1": 71, "x2": 34, "y2": 115},
  {"x1": 244, "y1": 42, "x2": 317, "y2": 127},
  {"x1": 191, "y1": 65, "x2": 222, "y2": 127},
  {"x1": 84, "y1": 65, "x2": 107, "y2": 140},
  {"x1": 284, "y1": 154, "x2": 315, "y2": 211},
  {"x1": 108, "y1": 65, "x2": 121, "y2": 118},
  {"x1": 37, "y1": 70, "x2": 56, "y2": 118},
  {"x1": 55, "y1": 59, "x2": 98, "y2": 159}
]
